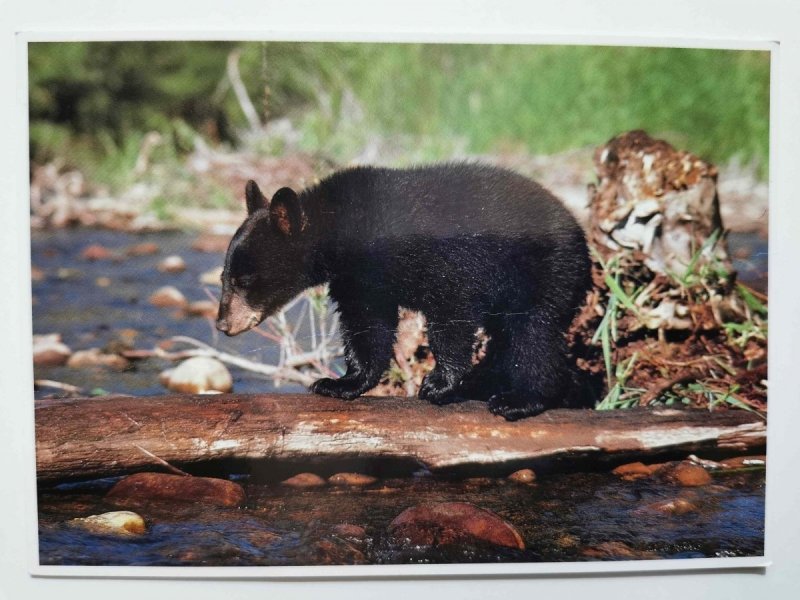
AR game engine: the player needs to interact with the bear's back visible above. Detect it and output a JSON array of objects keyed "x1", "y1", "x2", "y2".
[{"x1": 309, "y1": 163, "x2": 580, "y2": 243}]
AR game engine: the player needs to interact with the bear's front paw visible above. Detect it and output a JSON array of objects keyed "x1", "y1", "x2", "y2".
[
  {"x1": 418, "y1": 370, "x2": 462, "y2": 406},
  {"x1": 487, "y1": 393, "x2": 547, "y2": 421},
  {"x1": 310, "y1": 376, "x2": 369, "y2": 400}
]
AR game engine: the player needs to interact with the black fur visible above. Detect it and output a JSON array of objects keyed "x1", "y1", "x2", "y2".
[{"x1": 218, "y1": 163, "x2": 593, "y2": 420}]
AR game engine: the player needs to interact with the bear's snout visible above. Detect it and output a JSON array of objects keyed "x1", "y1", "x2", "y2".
[{"x1": 216, "y1": 291, "x2": 263, "y2": 336}]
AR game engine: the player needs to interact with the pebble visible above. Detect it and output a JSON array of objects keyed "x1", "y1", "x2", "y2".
[
  {"x1": 149, "y1": 286, "x2": 188, "y2": 309},
  {"x1": 81, "y1": 244, "x2": 115, "y2": 261},
  {"x1": 67, "y1": 348, "x2": 130, "y2": 370},
  {"x1": 282, "y1": 473, "x2": 327, "y2": 488},
  {"x1": 612, "y1": 461, "x2": 662, "y2": 480},
  {"x1": 32, "y1": 333, "x2": 72, "y2": 367},
  {"x1": 332, "y1": 523, "x2": 367, "y2": 540},
  {"x1": 95, "y1": 276, "x2": 112, "y2": 287},
  {"x1": 200, "y1": 266, "x2": 224, "y2": 286},
  {"x1": 126, "y1": 242, "x2": 160, "y2": 256},
  {"x1": 159, "y1": 357, "x2": 233, "y2": 393},
  {"x1": 508, "y1": 468, "x2": 537, "y2": 484},
  {"x1": 388, "y1": 501, "x2": 525, "y2": 550},
  {"x1": 68, "y1": 511, "x2": 146, "y2": 536},
  {"x1": 186, "y1": 300, "x2": 219, "y2": 319},
  {"x1": 667, "y1": 462, "x2": 712, "y2": 487},
  {"x1": 328, "y1": 472, "x2": 378, "y2": 487},
  {"x1": 158, "y1": 255, "x2": 186, "y2": 273},
  {"x1": 107, "y1": 472, "x2": 246, "y2": 507}
]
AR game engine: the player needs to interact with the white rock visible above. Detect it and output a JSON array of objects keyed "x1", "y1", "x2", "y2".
[
  {"x1": 200, "y1": 266, "x2": 223, "y2": 286},
  {"x1": 149, "y1": 286, "x2": 187, "y2": 308},
  {"x1": 68, "y1": 511, "x2": 146, "y2": 536},
  {"x1": 33, "y1": 334, "x2": 72, "y2": 367},
  {"x1": 158, "y1": 255, "x2": 186, "y2": 273},
  {"x1": 160, "y1": 357, "x2": 233, "y2": 393}
]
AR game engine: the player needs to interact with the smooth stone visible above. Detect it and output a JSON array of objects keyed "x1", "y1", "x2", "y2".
[
  {"x1": 149, "y1": 286, "x2": 188, "y2": 308},
  {"x1": 643, "y1": 498, "x2": 699, "y2": 515},
  {"x1": 68, "y1": 511, "x2": 146, "y2": 536},
  {"x1": 200, "y1": 266, "x2": 224, "y2": 286},
  {"x1": 508, "y1": 468, "x2": 537, "y2": 484},
  {"x1": 388, "y1": 501, "x2": 525, "y2": 550},
  {"x1": 282, "y1": 473, "x2": 327, "y2": 488},
  {"x1": 107, "y1": 472, "x2": 245, "y2": 507},
  {"x1": 81, "y1": 244, "x2": 114, "y2": 261},
  {"x1": 67, "y1": 348, "x2": 130, "y2": 370},
  {"x1": 192, "y1": 235, "x2": 231, "y2": 253},
  {"x1": 126, "y1": 242, "x2": 160, "y2": 256},
  {"x1": 328, "y1": 473, "x2": 378, "y2": 487},
  {"x1": 159, "y1": 356, "x2": 233, "y2": 393},
  {"x1": 581, "y1": 541, "x2": 658, "y2": 559},
  {"x1": 186, "y1": 300, "x2": 219, "y2": 319},
  {"x1": 612, "y1": 461, "x2": 663, "y2": 480},
  {"x1": 667, "y1": 462, "x2": 712, "y2": 487},
  {"x1": 32, "y1": 333, "x2": 72, "y2": 367},
  {"x1": 158, "y1": 255, "x2": 186, "y2": 273},
  {"x1": 332, "y1": 523, "x2": 367, "y2": 540}
]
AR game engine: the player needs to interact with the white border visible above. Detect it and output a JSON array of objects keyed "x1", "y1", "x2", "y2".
[{"x1": 4, "y1": 1, "x2": 799, "y2": 598}]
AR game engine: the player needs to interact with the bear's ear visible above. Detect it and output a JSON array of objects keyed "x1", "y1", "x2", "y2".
[
  {"x1": 245, "y1": 180, "x2": 267, "y2": 215},
  {"x1": 269, "y1": 187, "x2": 303, "y2": 236}
]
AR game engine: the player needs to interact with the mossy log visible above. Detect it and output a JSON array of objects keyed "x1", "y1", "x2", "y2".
[{"x1": 35, "y1": 394, "x2": 765, "y2": 482}]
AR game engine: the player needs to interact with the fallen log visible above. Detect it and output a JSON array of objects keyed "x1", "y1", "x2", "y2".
[{"x1": 35, "y1": 394, "x2": 765, "y2": 482}]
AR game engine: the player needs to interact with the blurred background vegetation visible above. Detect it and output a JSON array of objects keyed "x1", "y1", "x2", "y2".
[{"x1": 29, "y1": 41, "x2": 771, "y2": 191}]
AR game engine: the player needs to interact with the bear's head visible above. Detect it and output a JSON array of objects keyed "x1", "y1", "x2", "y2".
[{"x1": 216, "y1": 180, "x2": 312, "y2": 336}]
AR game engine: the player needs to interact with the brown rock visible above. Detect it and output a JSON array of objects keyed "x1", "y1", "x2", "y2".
[
  {"x1": 126, "y1": 242, "x2": 160, "y2": 256},
  {"x1": 186, "y1": 300, "x2": 219, "y2": 319},
  {"x1": 388, "y1": 502, "x2": 525, "y2": 550},
  {"x1": 328, "y1": 472, "x2": 378, "y2": 487},
  {"x1": 149, "y1": 286, "x2": 188, "y2": 309},
  {"x1": 107, "y1": 472, "x2": 245, "y2": 507},
  {"x1": 508, "y1": 468, "x2": 536, "y2": 484},
  {"x1": 81, "y1": 244, "x2": 114, "y2": 261},
  {"x1": 192, "y1": 234, "x2": 231, "y2": 254},
  {"x1": 612, "y1": 461, "x2": 660, "y2": 480},
  {"x1": 32, "y1": 333, "x2": 72, "y2": 367},
  {"x1": 312, "y1": 538, "x2": 367, "y2": 565},
  {"x1": 67, "y1": 348, "x2": 130, "y2": 370},
  {"x1": 332, "y1": 523, "x2": 367, "y2": 540},
  {"x1": 582, "y1": 541, "x2": 658, "y2": 560},
  {"x1": 282, "y1": 473, "x2": 327, "y2": 488},
  {"x1": 667, "y1": 462, "x2": 712, "y2": 487},
  {"x1": 31, "y1": 266, "x2": 45, "y2": 282}
]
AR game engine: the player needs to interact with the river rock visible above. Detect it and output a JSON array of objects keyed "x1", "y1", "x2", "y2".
[
  {"x1": 68, "y1": 511, "x2": 146, "y2": 536},
  {"x1": 81, "y1": 244, "x2": 115, "y2": 261},
  {"x1": 332, "y1": 523, "x2": 367, "y2": 540},
  {"x1": 192, "y1": 234, "x2": 231, "y2": 254},
  {"x1": 33, "y1": 333, "x2": 72, "y2": 367},
  {"x1": 67, "y1": 348, "x2": 130, "y2": 370},
  {"x1": 643, "y1": 497, "x2": 699, "y2": 515},
  {"x1": 581, "y1": 541, "x2": 658, "y2": 560},
  {"x1": 388, "y1": 502, "x2": 525, "y2": 550},
  {"x1": 186, "y1": 300, "x2": 219, "y2": 319},
  {"x1": 31, "y1": 266, "x2": 45, "y2": 282},
  {"x1": 107, "y1": 472, "x2": 245, "y2": 507},
  {"x1": 612, "y1": 461, "x2": 662, "y2": 480},
  {"x1": 200, "y1": 266, "x2": 224, "y2": 286},
  {"x1": 282, "y1": 473, "x2": 327, "y2": 488},
  {"x1": 508, "y1": 468, "x2": 537, "y2": 484},
  {"x1": 312, "y1": 538, "x2": 367, "y2": 565},
  {"x1": 328, "y1": 472, "x2": 378, "y2": 487},
  {"x1": 149, "y1": 286, "x2": 188, "y2": 309},
  {"x1": 666, "y1": 462, "x2": 712, "y2": 487},
  {"x1": 126, "y1": 242, "x2": 160, "y2": 256},
  {"x1": 158, "y1": 255, "x2": 186, "y2": 273},
  {"x1": 159, "y1": 357, "x2": 233, "y2": 393}
]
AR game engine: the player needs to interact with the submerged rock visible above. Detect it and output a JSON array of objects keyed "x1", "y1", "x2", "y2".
[
  {"x1": 643, "y1": 498, "x2": 699, "y2": 515},
  {"x1": 332, "y1": 523, "x2": 367, "y2": 540},
  {"x1": 328, "y1": 473, "x2": 377, "y2": 487},
  {"x1": 33, "y1": 333, "x2": 72, "y2": 367},
  {"x1": 149, "y1": 286, "x2": 188, "y2": 308},
  {"x1": 107, "y1": 472, "x2": 245, "y2": 507},
  {"x1": 388, "y1": 502, "x2": 525, "y2": 550},
  {"x1": 126, "y1": 242, "x2": 160, "y2": 256},
  {"x1": 81, "y1": 244, "x2": 115, "y2": 261},
  {"x1": 68, "y1": 511, "x2": 146, "y2": 536},
  {"x1": 67, "y1": 348, "x2": 130, "y2": 370},
  {"x1": 581, "y1": 541, "x2": 658, "y2": 560},
  {"x1": 667, "y1": 462, "x2": 712, "y2": 487},
  {"x1": 612, "y1": 461, "x2": 663, "y2": 480},
  {"x1": 282, "y1": 473, "x2": 327, "y2": 488},
  {"x1": 159, "y1": 357, "x2": 233, "y2": 393}
]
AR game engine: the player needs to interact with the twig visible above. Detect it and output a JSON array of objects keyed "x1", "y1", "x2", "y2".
[
  {"x1": 134, "y1": 444, "x2": 192, "y2": 476},
  {"x1": 34, "y1": 379, "x2": 84, "y2": 394},
  {"x1": 226, "y1": 49, "x2": 262, "y2": 132}
]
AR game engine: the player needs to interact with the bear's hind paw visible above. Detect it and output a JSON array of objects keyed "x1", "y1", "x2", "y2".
[
  {"x1": 487, "y1": 393, "x2": 547, "y2": 421},
  {"x1": 310, "y1": 377, "x2": 368, "y2": 400}
]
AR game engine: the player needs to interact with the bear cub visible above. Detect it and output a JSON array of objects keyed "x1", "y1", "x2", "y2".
[{"x1": 216, "y1": 163, "x2": 593, "y2": 420}]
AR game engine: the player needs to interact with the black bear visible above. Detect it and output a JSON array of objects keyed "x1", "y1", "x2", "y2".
[{"x1": 216, "y1": 163, "x2": 593, "y2": 420}]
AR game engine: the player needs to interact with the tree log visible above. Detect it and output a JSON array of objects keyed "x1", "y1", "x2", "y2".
[{"x1": 34, "y1": 394, "x2": 765, "y2": 482}]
